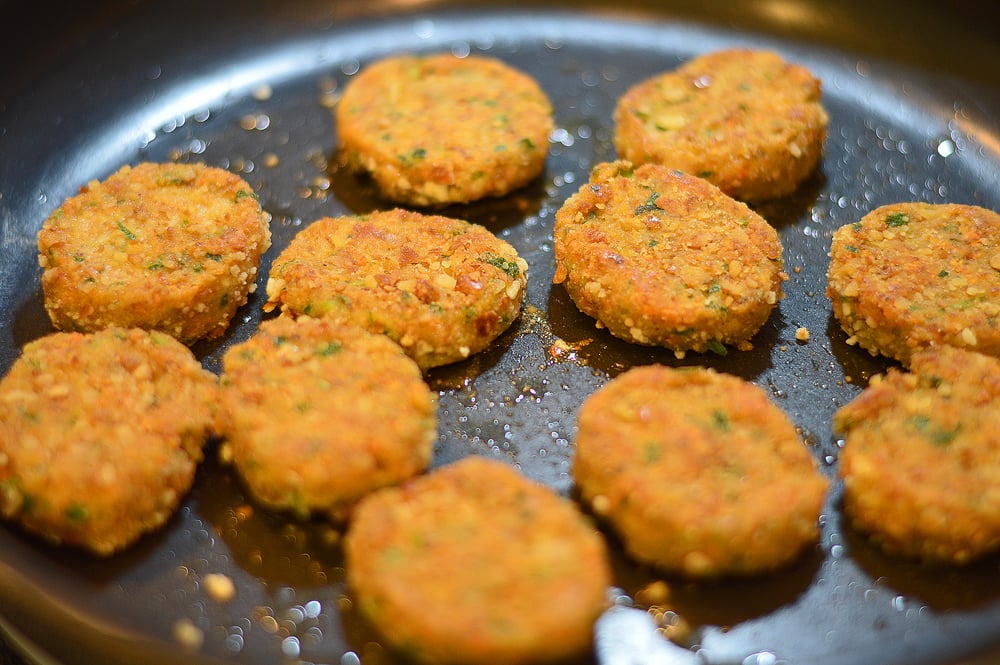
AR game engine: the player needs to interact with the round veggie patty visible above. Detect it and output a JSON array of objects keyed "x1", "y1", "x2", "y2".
[
  {"x1": 264, "y1": 208, "x2": 528, "y2": 370},
  {"x1": 614, "y1": 48, "x2": 827, "y2": 201},
  {"x1": 573, "y1": 364, "x2": 828, "y2": 577},
  {"x1": 827, "y1": 202, "x2": 1000, "y2": 365},
  {"x1": 345, "y1": 456, "x2": 612, "y2": 664},
  {"x1": 37, "y1": 162, "x2": 271, "y2": 345},
  {"x1": 0, "y1": 327, "x2": 219, "y2": 555},
  {"x1": 553, "y1": 160, "x2": 786, "y2": 357},
  {"x1": 336, "y1": 52, "x2": 553, "y2": 206},
  {"x1": 220, "y1": 315, "x2": 436, "y2": 520},
  {"x1": 834, "y1": 345, "x2": 1000, "y2": 564}
]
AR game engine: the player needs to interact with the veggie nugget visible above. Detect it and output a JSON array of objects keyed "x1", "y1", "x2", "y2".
[
  {"x1": 37, "y1": 162, "x2": 271, "y2": 345},
  {"x1": 553, "y1": 160, "x2": 786, "y2": 357},
  {"x1": 827, "y1": 202, "x2": 1000, "y2": 365},
  {"x1": 220, "y1": 316, "x2": 436, "y2": 520},
  {"x1": 345, "y1": 456, "x2": 612, "y2": 665},
  {"x1": 573, "y1": 365, "x2": 828, "y2": 577},
  {"x1": 834, "y1": 345, "x2": 1000, "y2": 564},
  {"x1": 0, "y1": 328, "x2": 219, "y2": 556},
  {"x1": 264, "y1": 209, "x2": 528, "y2": 370},
  {"x1": 336, "y1": 52, "x2": 553, "y2": 206},
  {"x1": 614, "y1": 48, "x2": 827, "y2": 201}
]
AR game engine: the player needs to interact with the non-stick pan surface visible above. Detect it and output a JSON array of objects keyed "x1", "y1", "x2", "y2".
[{"x1": 2, "y1": 1, "x2": 1000, "y2": 664}]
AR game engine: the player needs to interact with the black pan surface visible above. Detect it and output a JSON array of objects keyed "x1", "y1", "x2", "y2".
[{"x1": 2, "y1": 2, "x2": 1000, "y2": 664}]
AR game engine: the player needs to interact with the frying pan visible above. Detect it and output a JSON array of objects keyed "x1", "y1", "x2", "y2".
[{"x1": 2, "y1": 1, "x2": 1000, "y2": 664}]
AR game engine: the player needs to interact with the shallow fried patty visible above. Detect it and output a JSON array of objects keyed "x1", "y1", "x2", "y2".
[
  {"x1": 553, "y1": 160, "x2": 786, "y2": 357},
  {"x1": 219, "y1": 315, "x2": 436, "y2": 520},
  {"x1": 345, "y1": 456, "x2": 612, "y2": 665},
  {"x1": 0, "y1": 327, "x2": 219, "y2": 556},
  {"x1": 614, "y1": 48, "x2": 827, "y2": 201},
  {"x1": 336, "y1": 52, "x2": 553, "y2": 206},
  {"x1": 264, "y1": 208, "x2": 528, "y2": 370},
  {"x1": 573, "y1": 364, "x2": 828, "y2": 577},
  {"x1": 37, "y1": 162, "x2": 271, "y2": 345},
  {"x1": 834, "y1": 345, "x2": 1000, "y2": 564},
  {"x1": 827, "y1": 202, "x2": 1000, "y2": 365}
]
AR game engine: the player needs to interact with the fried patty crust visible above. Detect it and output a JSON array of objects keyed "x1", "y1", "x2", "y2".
[
  {"x1": 834, "y1": 345, "x2": 1000, "y2": 564},
  {"x1": 573, "y1": 365, "x2": 828, "y2": 577},
  {"x1": 345, "y1": 456, "x2": 612, "y2": 665},
  {"x1": 219, "y1": 316, "x2": 436, "y2": 519},
  {"x1": 0, "y1": 328, "x2": 219, "y2": 556},
  {"x1": 37, "y1": 162, "x2": 271, "y2": 345},
  {"x1": 614, "y1": 48, "x2": 827, "y2": 201},
  {"x1": 827, "y1": 202, "x2": 1000, "y2": 365},
  {"x1": 553, "y1": 160, "x2": 786, "y2": 357},
  {"x1": 336, "y1": 52, "x2": 554, "y2": 206},
  {"x1": 264, "y1": 209, "x2": 528, "y2": 369}
]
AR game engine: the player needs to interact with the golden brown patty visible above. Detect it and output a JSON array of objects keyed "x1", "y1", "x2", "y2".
[
  {"x1": 336, "y1": 52, "x2": 553, "y2": 206},
  {"x1": 0, "y1": 328, "x2": 219, "y2": 556},
  {"x1": 37, "y1": 162, "x2": 271, "y2": 345},
  {"x1": 264, "y1": 208, "x2": 528, "y2": 369},
  {"x1": 573, "y1": 364, "x2": 828, "y2": 577},
  {"x1": 553, "y1": 160, "x2": 786, "y2": 357},
  {"x1": 345, "y1": 456, "x2": 612, "y2": 665},
  {"x1": 833, "y1": 345, "x2": 1000, "y2": 564},
  {"x1": 827, "y1": 202, "x2": 1000, "y2": 365},
  {"x1": 614, "y1": 48, "x2": 827, "y2": 201},
  {"x1": 219, "y1": 315, "x2": 436, "y2": 519}
]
